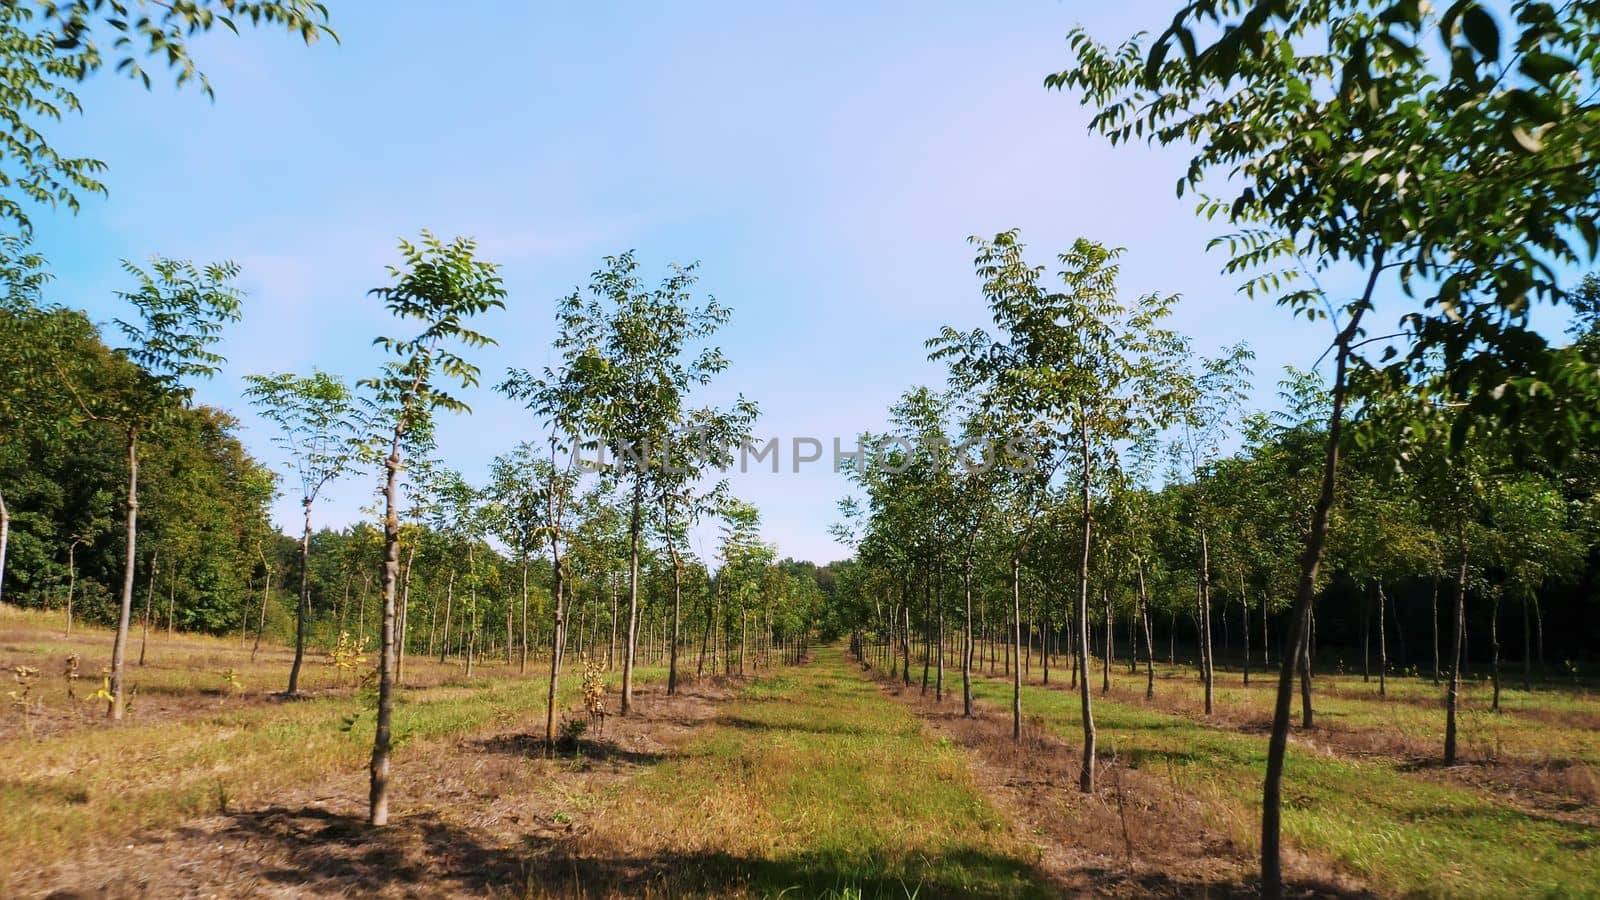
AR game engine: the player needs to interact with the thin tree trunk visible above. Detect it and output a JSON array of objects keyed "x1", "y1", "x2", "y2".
[
  {"x1": 368, "y1": 430, "x2": 403, "y2": 827},
  {"x1": 962, "y1": 550, "x2": 974, "y2": 718},
  {"x1": 1075, "y1": 421, "x2": 1096, "y2": 793},
  {"x1": 1199, "y1": 530, "x2": 1214, "y2": 715},
  {"x1": 1445, "y1": 536, "x2": 1467, "y2": 765},
  {"x1": 921, "y1": 575, "x2": 932, "y2": 695},
  {"x1": 667, "y1": 532, "x2": 683, "y2": 695},
  {"x1": 138, "y1": 550, "x2": 158, "y2": 666},
  {"x1": 544, "y1": 551, "x2": 566, "y2": 751},
  {"x1": 287, "y1": 501, "x2": 314, "y2": 695},
  {"x1": 936, "y1": 563, "x2": 945, "y2": 701},
  {"x1": 1102, "y1": 588, "x2": 1112, "y2": 694},
  {"x1": 1298, "y1": 608, "x2": 1314, "y2": 728},
  {"x1": 1011, "y1": 554, "x2": 1022, "y2": 740},
  {"x1": 519, "y1": 560, "x2": 529, "y2": 675},
  {"x1": 1431, "y1": 577, "x2": 1441, "y2": 685},
  {"x1": 0, "y1": 487, "x2": 9, "y2": 608},
  {"x1": 1241, "y1": 572, "x2": 1251, "y2": 687},
  {"x1": 1363, "y1": 588, "x2": 1372, "y2": 683},
  {"x1": 65, "y1": 540, "x2": 79, "y2": 636},
  {"x1": 439, "y1": 570, "x2": 455, "y2": 664},
  {"x1": 1377, "y1": 581, "x2": 1388, "y2": 697},
  {"x1": 252, "y1": 546, "x2": 271, "y2": 662},
  {"x1": 398, "y1": 543, "x2": 414, "y2": 685},
  {"x1": 1139, "y1": 562, "x2": 1155, "y2": 700},
  {"x1": 109, "y1": 428, "x2": 140, "y2": 720},
  {"x1": 621, "y1": 481, "x2": 642, "y2": 715},
  {"x1": 1490, "y1": 593, "x2": 1502, "y2": 713},
  {"x1": 1261, "y1": 293, "x2": 1370, "y2": 899}
]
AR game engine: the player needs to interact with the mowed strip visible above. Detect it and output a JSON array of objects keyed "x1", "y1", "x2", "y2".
[
  {"x1": 571, "y1": 648, "x2": 1059, "y2": 899},
  {"x1": 0, "y1": 664, "x2": 660, "y2": 887},
  {"x1": 961, "y1": 673, "x2": 1600, "y2": 898}
]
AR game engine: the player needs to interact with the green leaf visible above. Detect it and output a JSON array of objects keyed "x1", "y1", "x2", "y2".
[
  {"x1": 1462, "y1": 6, "x2": 1499, "y2": 62},
  {"x1": 1519, "y1": 51, "x2": 1575, "y2": 85}
]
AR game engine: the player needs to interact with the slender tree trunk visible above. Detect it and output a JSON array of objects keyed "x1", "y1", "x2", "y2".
[
  {"x1": 464, "y1": 546, "x2": 477, "y2": 678},
  {"x1": 109, "y1": 428, "x2": 140, "y2": 720},
  {"x1": 1445, "y1": 536, "x2": 1467, "y2": 765},
  {"x1": 1102, "y1": 588, "x2": 1112, "y2": 695},
  {"x1": 519, "y1": 560, "x2": 530, "y2": 676},
  {"x1": 1377, "y1": 581, "x2": 1388, "y2": 697},
  {"x1": 667, "y1": 538, "x2": 683, "y2": 695},
  {"x1": 1139, "y1": 562, "x2": 1155, "y2": 700},
  {"x1": 608, "y1": 578, "x2": 618, "y2": 671},
  {"x1": 621, "y1": 481, "x2": 642, "y2": 715},
  {"x1": 1241, "y1": 572, "x2": 1250, "y2": 687},
  {"x1": 166, "y1": 559, "x2": 178, "y2": 640},
  {"x1": 921, "y1": 575, "x2": 932, "y2": 695},
  {"x1": 368, "y1": 432, "x2": 403, "y2": 827},
  {"x1": 1075, "y1": 422, "x2": 1096, "y2": 793},
  {"x1": 252, "y1": 550, "x2": 271, "y2": 662},
  {"x1": 699, "y1": 579, "x2": 715, "y2": 678},
  {"x1": 138, "y1": 550, "x2": 158, "y2": 666},
  {"x1": 288, "y1": 496, "x2": 315, "y2": 695},
  {"x1": 900, "y1": 596, "x2": 911, "y2": 686},
  {"x1": 1532, "y1": 595, "x2": 1544, "y2": 667},
  {"x1": 962, "y1": 550, "x2": 974, "y2": 718},
  {"x1": 1298, "y1": 608, "x2": 1314, "y2": 727},
  {"x1": 1490, "y1": 593, "x2": 1502, "y2": 713},
  {"x1": 1261, "y1": 294, "x2": 1369, "y2": 899},
  {"x1": 1431, "y1": 577, "x2": 1441, "y2": 685},
  {"x1": 1198, "y1": 530, "x2": 1214, "y2": 714},
  {"x1": 439, "y1": 570, "x2": 454, "y2": 664},
  {"x1": 398, "y1": 543, "x2": 414, "y2": 685},
  {"x1": 1363, "y1": 588, "x2": 1372, "y2": 683},
  {"x1": 65, "y1": 540, "x2": 79, "y2": 636},
  {"x1": 544, "y1": 551, "x2": 566, "y2": 751},
  {"x1": 1011, "y1": 554, "x2": 1022, "y2": 740},
  {"x1": 0, "y1": 486, "x2": 9, "y2": 608},
  {"x1": 936, "y1": 564, "x2": 945, "y2": 701},
  {"x1": 1261, "y1": 593, "x2": 1269, "y2": 668}
]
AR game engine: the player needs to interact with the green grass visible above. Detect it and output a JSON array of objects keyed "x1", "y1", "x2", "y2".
[
  {"x1": 1, "y1": 650, "x2": 658, "y2": 883},
  {"x1": 584, "y1": 648, "x2": 1056, "y2": 899},
  {"x1": 958, "y1": 671, "x2": 1600, "y2": 898}
]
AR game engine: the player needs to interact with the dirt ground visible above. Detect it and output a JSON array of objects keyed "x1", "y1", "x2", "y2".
[
  {"x1": 14, "y1": 679, "x2": 737, "y2": 899},
  {"x1": 867, "y1": 672, "x2": 1376, "y2": 899}
]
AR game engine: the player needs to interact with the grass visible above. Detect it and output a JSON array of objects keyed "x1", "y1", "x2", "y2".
[
  {"x1": 0, "y1": 606, "x2": 655, "y2": 889},
  {"x1": 579, "y1": 647, "x2": 1057, "y2": 899},
  {"x1": 952, "y1": 668, "x2": 1600, "y2": 898}
]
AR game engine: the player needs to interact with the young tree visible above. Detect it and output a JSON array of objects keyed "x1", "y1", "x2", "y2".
[
  {"x1": 67, "y1": 258, "x2": 244, "y2": 720},
  {"x1": 1169, "y1": 343, "x2": 1253, "y2": 713},
  {"x1": 653, "y1": 397, "x2": 756, "y2": 694},
  {"x1": 933, "y1": 231, "x2": 1182, "y2": 791},
  {"x1": 551, "y1": 252, "x2": 733, "y2": 716},
  {"x1": 1054, "y1": 3, "x2": 1600, "y2": 891},
  {"x1": 243, "y1": 370, "x2": 362, "y2": 694},
  {"x1": 486, "y1": 444, "x2": 548, "y2": 676},
  {"x1": 361, "y1": 232, "x2": 503, "y2": 827}
]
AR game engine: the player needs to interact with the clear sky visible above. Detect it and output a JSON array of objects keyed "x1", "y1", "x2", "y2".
[{"x1": 32, "y1": 1, "x2": 1383, "y2": 564}]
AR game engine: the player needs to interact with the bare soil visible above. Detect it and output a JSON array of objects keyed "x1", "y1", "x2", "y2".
[
  {"x1": 13, "y1": 678, "x2": 737, "y2": 899},
  {"x1": 867, "y1": 670, "x2": 1377, "y2": 899}
]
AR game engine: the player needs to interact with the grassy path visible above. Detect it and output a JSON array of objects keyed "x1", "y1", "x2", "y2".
[
  {"x1": 573, "y1": 647, "x2": 1059, "y2": 898},
  {"x1": 958, "y1": 671, "x2": 1600, "y2": 897}
]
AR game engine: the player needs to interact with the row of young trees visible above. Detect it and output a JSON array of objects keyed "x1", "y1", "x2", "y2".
[
  {"x1": 832, "y1": 2, "x2": 1600, "y2": 894},
  {"x1": 1, "y1": 228, "x2": 834, "y2": 826}
]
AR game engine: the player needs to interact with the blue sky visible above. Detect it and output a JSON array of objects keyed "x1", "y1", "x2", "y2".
[{"x1": 32, "y1": 2, "x2": 1388, "y2": 563}]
